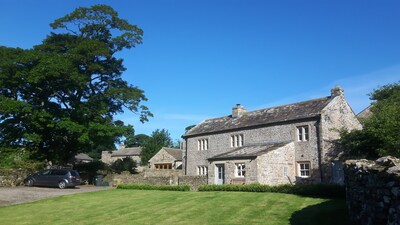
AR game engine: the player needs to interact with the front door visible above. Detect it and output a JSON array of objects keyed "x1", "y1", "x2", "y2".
[{"x1": 215, "y1": 164, "x2": 225, "y2": 185}]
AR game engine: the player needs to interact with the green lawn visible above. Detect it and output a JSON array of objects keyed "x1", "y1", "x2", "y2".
[{"x1": 0, "y1": 189, "x2": 348, "y2": 225}]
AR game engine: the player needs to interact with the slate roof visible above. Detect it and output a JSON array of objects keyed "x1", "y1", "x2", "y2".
[
  {"x1": 182, "y1": 96, "x2": 334, "y2": 138},
  {"x1": 163, "y1": 148, "x2": 183, "y2": 161},
  {"x1": 111, "y1": 147, "x2": 142, "y2": 157},
  {"x1": 208, "y1": 142, "x2": 291, "y2": 160},
  {"x1": 75, "y1": 153, "x2": 93, "y2": 161}
]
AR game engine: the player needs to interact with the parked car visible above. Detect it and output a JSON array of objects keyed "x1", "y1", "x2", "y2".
[{"x1": 24, "y1": 169, "x2": 81, "y2": 189}]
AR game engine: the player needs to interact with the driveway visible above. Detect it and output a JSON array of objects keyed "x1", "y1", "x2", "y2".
[{"x1": 0, "y1": 185, "x2": 114, "y2": 207}]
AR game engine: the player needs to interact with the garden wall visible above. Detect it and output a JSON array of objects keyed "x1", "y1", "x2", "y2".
[
  {"x1": 0, "y1": 169, "x2": 32, "y2": 187},
  {"x1": 344, "y1": 156, "x2": 400, "y2": 225},
  {"x1": 104, "y1": 170, "x2": 207, "y2": 190}
]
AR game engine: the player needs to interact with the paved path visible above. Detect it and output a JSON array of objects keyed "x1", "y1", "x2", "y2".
[{"x1": 0, "y1": 185, "x2": 114, "y2": 207}]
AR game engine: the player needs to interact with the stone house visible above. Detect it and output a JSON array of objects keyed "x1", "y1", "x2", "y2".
[
  {"x1": 148, "y1": 147, "x2": 183, "y2": 170},
  {"x1": 182, "y1": 86, "x2": 362, "y2": 185},
  {"x1": 101, "y1": 144, "x2": 142, "y2": 165}
]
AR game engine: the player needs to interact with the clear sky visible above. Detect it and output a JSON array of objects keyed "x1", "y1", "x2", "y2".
[{"x1": 1, "y1": 0, "x2": 399, "y2": 141}]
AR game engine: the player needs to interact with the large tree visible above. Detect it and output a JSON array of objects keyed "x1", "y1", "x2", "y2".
[
  {"x1": 339, "y1": 82, "x2": 400, "y2": 159},
  {"x1": 0, "y1": 5, "x2": 151, "y2": 163}
]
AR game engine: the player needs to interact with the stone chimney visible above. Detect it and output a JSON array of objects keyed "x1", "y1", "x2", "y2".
[
  {"x1": 331, "y1": 85, "x2": 344, "y2": 97},
  {"x1": 232, "y1": 104, "x2": 246, "y2": 118}
]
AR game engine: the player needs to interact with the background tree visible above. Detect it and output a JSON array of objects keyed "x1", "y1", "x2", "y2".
[
  {"x1": 110, "y1": 157, "x2": 137, "y2": 174},
  {"x1": 141, "y1": 129, "x2": 173, "y2": 165},
  {"x1": 339, "y1": 82, "x2": 400, "y2": 159},
  {"x1": 125, "y1": 134, "x2": 151, "y2": 147},
  {"x1": 0, "y1": 5, "x2": 151, "y2": 164}
]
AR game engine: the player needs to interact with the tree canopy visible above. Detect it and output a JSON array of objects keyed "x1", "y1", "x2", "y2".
[
  {"x1": 339, "y1": 82, "x2": 400, "y2": 159},
  {"x1": 0, "y1": 5, "x2": 151, "y2": 164}
]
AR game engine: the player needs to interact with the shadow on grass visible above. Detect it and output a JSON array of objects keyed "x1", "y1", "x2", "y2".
[{"x1": 290, "y1": 199, "x2": 352, "y2": 225}]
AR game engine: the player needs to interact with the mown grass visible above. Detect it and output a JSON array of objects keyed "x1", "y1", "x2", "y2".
[{"x1": 0, "y1": 189, "x2": 348, "y2": 225}]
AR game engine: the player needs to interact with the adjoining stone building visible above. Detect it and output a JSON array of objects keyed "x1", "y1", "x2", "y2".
[
  {"x1": 148, "y1": 147, "x2": 183, "y2": 170},
  {"x1": 101, "y1": 144, "x2": 142, "y2": 165},
  {"x1": 182, "y1": 86, "x2": 362, "y2": 185}
]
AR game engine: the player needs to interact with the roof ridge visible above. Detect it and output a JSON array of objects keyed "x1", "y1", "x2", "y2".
[{"x1": 247, "y1": 96, "x2": 331, "y2": 114}]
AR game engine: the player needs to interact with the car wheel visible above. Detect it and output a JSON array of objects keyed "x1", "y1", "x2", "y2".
[
  {"x1": 58, "y1": 181, "x2": 67, "y2": 189},
  {"x1": 26, "y1": 179, "x2": 34, "y2": 187}
]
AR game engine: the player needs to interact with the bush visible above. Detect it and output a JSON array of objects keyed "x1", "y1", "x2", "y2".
[
  {"x1": 73, "y1": 160, "x2": 109, "y2": 184},
  {"x1": 110, "y1": 157, "x2": 137, "y2": 174},
  {"x1": 117, "y1": 183, "x2": 190, "y2": 191},
  {"x1": 198, "y1": 183, "x2": 345, "y2": 199},
  {"x1": 0, "y1": 147, "x2": 44, "y2": 170}
]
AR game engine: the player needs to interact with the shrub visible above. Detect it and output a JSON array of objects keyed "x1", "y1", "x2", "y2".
[
  {"x1": 0, "y1": 147, "x2": 44, "y2": 170},
  {"x1": 198, "y1": 183, "x2": 345, "y2": 198},
  {"x1": 117, "y1": 183, "x2": 190, "y2": 191},
  {"x1": 74, "y1": 160, "x2": 109, "y2": 184},
  {"x1": 110, "y1": 157, "x2": 137, "y2": 174}
]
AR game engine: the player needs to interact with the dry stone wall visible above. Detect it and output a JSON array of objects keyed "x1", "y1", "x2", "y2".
[
  {"x1": 344, "y1": 156, "x2": 400, "y2": 225},
  {"x1": 0, "y1": 169, "x2": 32, "y2": 187},
  {"x1": 104, "y1": 169, "x2": 207, "y2": 190}
]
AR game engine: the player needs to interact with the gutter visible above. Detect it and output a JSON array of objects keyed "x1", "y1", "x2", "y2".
[
  {"x1": 184, "y1": 138, "x2": 188, "y2": 175},
  {"x1": 316, "y1": 116, "x2": 324, "y2": 182}
]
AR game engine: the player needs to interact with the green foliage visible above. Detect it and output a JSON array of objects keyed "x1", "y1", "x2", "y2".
[
  {"x1": 73, "y1": 160, "x2": 108, "y2": 184},
  {"x1": 339, "y1": 81, "x2": 400, "y2": 159},
  {"x1": 0, "y1": 147, "x2": 43, "y2": 170},
  {"x1": 125, "y1": 133, "x2": 150, "y2": 147},
  {"x1": 110, "y1": 157, "x2": 137, "y2": 174},
  {"x1": 198, "y1": 183, "x2": 345, "y2": 199},
  {"x1": 0, "y1": 5, "x2": 151, "y2": 163},
  {"x1": 117, "y1": 183, "x2": 190, "y2": 191},
  {"x1": 141, "y1": 129, "x2": 173, "y2": 165}
]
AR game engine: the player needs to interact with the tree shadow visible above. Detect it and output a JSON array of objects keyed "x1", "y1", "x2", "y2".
[{"x1": 289, "y1": 199, "x2": 353, "y2": 225}]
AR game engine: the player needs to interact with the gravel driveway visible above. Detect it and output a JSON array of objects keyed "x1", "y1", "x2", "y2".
[{"x1": 0, "y1": 185, "x2": 113, "y2": 207}]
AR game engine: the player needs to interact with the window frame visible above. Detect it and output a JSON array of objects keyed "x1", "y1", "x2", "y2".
[
  {"x1": 235, "y1": 163, "x2": 246, "y2": 177},
  {"x1": 297, "y1": 162, "x2": 311, "y2": 178},
  {"x1": 296, "y1": 126, "x2": 309, "y2": 142},
  {"x1": 230, "y1": 134, "x2": 244, "y2": 148},
  {"x1": 197, "y1": 166, "x2": 208, "y2": 176},
  {"x1": 197, "y1": 138, "x2": 209, "y2": 151}
]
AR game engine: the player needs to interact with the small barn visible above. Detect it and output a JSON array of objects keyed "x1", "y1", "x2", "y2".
[{"x1": 149, "y1": 147, "x2": 183, "y2": 170}]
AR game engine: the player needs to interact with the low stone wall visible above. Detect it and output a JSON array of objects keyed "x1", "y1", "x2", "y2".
[
  {"x1": 344, "y1": 156, "x2": 400, "y2": 225},
  {"x1": 0, "y1": 169, "x2": 32, "y2": 187},
  {"x1": 103, "y1": 171, "x2": 207, "y2": 190},
  {"x1": 178, "y1": 176, "x2": 208, "y2": 191}
]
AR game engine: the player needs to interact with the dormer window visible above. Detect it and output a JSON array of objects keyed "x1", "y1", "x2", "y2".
[{"x1": 297, "y1": 126, "x2": 309, "y2": 142}]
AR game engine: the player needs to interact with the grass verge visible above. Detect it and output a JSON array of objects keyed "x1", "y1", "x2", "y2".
[{"x1": 0, "y1": 189, "x2": 348, "y2": 225}]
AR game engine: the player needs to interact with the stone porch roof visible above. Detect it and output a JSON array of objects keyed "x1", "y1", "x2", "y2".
[
  {"x1": 182, "y1": 96, "x2": 334, "y2": 138},
  {"x1": 75, "y1": 153, "x2": 93, "y2": 161},
  {"x1": 208, "y1": 142, "x2": 291, "y2": 161},
  {"x1": 111, "y1": 147, "x2": 142, "y2": 157},
  {"x1": 163, "y1": 148, "x2": 183, "y2": 161}
]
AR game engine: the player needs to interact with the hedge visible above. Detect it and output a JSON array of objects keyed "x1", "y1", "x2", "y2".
[
  {"x1": 117, "y1": 183, "x2": 191, "y2": 191},
  {"x1": 198, "y1": 183, "x2": 345, "y2": 198}
]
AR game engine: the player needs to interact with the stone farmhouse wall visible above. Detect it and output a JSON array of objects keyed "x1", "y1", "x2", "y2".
[
  {"x1": 257, "y1": 142, "x2": 296, "y2": 185},
  {"x1": 321, "y1": 94, "x2": 362, "y2": 180},
  {"x1": 344, "y1": 156, "x2": 400, "y2": 225},
  {"x1": 185, "y1": 119, "x2": 322, "y2": 182}
]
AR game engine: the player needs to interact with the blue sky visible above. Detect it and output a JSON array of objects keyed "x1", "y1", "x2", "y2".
[{"x1": 1, "y1": 1, "x2": 399, "y2": 141}]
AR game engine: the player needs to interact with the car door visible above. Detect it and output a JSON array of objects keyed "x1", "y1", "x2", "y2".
[{"x1": 35, "y1": 170, "x2": 51, "y2": 186}]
